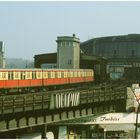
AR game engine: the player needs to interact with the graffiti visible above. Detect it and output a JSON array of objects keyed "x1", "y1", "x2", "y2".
[
  {"x1": 50, "y1": 92, "x2": 80, "y2": 109},
  {"x1": 100, "y1": 116, "x2": 119, "y2": 121}
]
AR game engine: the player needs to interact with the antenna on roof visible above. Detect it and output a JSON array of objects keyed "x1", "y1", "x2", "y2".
[{"x1": 73, "y1": 34, "x2": 76, "y2": 37}]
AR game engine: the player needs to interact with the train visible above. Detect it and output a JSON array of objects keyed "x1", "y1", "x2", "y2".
[{"x1": 0, "y1": 68, "x2": 94, "y2": 94}]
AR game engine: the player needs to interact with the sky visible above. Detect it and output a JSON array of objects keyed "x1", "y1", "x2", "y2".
[{"x1": 0, "y1": 1, "x2": 140, "y2": 60}]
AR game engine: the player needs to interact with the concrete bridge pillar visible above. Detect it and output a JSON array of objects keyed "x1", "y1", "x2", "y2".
[{"x1": 41, "y1": 123, "x2": 47, "y2": 139}]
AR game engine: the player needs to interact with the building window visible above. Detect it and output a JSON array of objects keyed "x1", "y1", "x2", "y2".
[
  {"x1": 131, "y1": 50, "x2": 135, "y2": 55},
  {"x1": 59, "y1": 42, "x2": 62, "y2": 47},
  {"x1": 62, "y1": 42, "x2": 65, "y2": 46},
  {"x1": 69, "y1": 42, "x2": 72, "y2": 47},
  {"x1": 114, "y1": 50, "x2": 117, "y2": 55},
  {"x1": 68, "y1": 59, "x2": 72, "y2": 64}
]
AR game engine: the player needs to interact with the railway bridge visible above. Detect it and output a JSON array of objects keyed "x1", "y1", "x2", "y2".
[{"x1": 0, "y1": 83, "x2": 127, "y2": 138}]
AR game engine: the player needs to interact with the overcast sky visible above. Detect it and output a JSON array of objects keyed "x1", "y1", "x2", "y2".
[{"x1": 0, "y1": 1, "x2": 140, "y2": 60}]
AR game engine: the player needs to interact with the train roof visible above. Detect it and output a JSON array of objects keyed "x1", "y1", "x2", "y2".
[{"x1": 0, "y1": 68, "x2": 93, "y2": 71}]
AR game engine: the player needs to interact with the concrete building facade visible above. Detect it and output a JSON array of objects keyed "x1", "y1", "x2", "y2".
[
  {"x1": 56, "y1": 34, "x2": 80, "y2": 69},
  {"x1": 80, "y1": 34, "x2": 140, "y2": 79},
  {"x1": 0, "y1": 41, "x2": 5, "y2": 68}
]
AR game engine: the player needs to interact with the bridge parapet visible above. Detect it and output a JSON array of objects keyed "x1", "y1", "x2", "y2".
[
  {"x1": 0, "y1": 85, "x2": 127, "y2": 134},
  {"x1": 0, "y1": 86, "x2": 126, "y2": 115}
]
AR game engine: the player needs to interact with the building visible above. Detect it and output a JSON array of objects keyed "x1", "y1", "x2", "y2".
[
  {"x1": 57, "y1": 34, "x2": 80, "y2": 69},
  {"x1": 34, "y1": 34, "x2": 107, "y2": 81},
  {"x1": 80, "y1": 34, "x2": 140, "y2": 79},
  {"x1": 46, "y1": 113, "x2": 137, "y2": 139},
  {"x1": 0, "y1": 41, "x2": 5, "y2": 68},
  {"x1": 34, "y1": 52, "x2": 107, "y2": 81}
]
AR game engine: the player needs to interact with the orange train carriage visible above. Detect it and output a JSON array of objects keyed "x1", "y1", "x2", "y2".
[{"x1": 0, "y1": 69, "x2": 94, "y2": 93}]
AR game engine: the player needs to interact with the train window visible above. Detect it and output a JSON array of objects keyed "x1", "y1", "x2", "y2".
[
  {"x1": 81, "y1": 72, "x2": 83, "y2": 77},
  {"x1": 2, "y1": 73, "x2": 6, "y2": 79},
  {"x1": 70, "y1": 72, "x2": 73, "y2": 77},
  {"x1": 55, "y1": 72, "x2": 58, "y2": 78},
  {"x1": 61, "y1": 72, "x2": 64, "y2": 78},
  {"x1": 83, "y1": 72, "x2": 84, "y2": 77},
  {"x1": 78, "y1": 72, "x2": 81, "y2": 77},
  {"x1": 89, "y1": 72, "x2": 91, "y2": 76},
  {"x1": 67, "y1": 72, "x2": 70, "y2": 78},
  {"x1": 50, "y1": 72, "x2": 52, "y2": 78},
  {"x1": 59, "y1": 72, "x2": 60, "y2": 78},
  {"x1": 46, "y1": 72, "x2": 48, "y2": 78},
  {"x1": 21, "y1": 72, "x2": 26, "y2": 79},
  {"x1": 8, "y1": 72, "x2": 13, "y2": 80},
  {"x1": 0, "y1": 72, "x2": 7, "y2": 80},
  {"x1": 84, "y1": 72, "x2": 86, "y2": 77},
  {"x1": 90, "y1": 72, "x2": 92, "y2": 76},
  {"x1": 51, "y1": 72, "x2": 55, "y2": 78},
  {"x1": 14, "y1": 72, "x2": 20, "y2": 80},
  {"x1": 85, "y1": 71, "x2": 87, "y2": 77},
  {"x1": 76, "y1": 72, "x2": 78, "y2": 77},
  {"x1": 91, "y1": 71, "x2": 93, "y2": 76},
  {"x1": 64, "y1": 72, "x2": 66, "y2": 78},
  {"x1": 66, "y1": 72, "x2": 68, "y2": 78},
  {"x1": 73, "y1": 72, "x2": 75, "y2": 77},
  {"x1": 57, "y1": 72, "x2": 60, "y2": 78},
  {"x1": 65, "y1": 72, "x2": 68, "y2": 78},
  {"x1": 15, "y1": 72, "x2": 19, "y2": 79},
  {"x1": 32, "y1": 71, "x2": 36, "y2": 79},
  {"x1": 82, "y1": 72, "x2": 84, "y2": 77},
  {"x1": 59, "y1": 72, "x2": 61, "y2": 78},
  {"x1": 87, "y1": 72, "x2": 89, "y2": 77},
  {"x1": 86, "y1": 72, "x2": 88, "y2": 77},
  {"x1": 53, "y1": 72, "x2": 55, "y2": 78},
  {"x1": 77, "y1": 72, "x2": 79, "y2": 77},
  {"x1": 74, "y1": 72, "x2": 77, "y2": 77},
  {"x1": 80, "y1": 72, "x2": 82, "y2": 77},
  {"x1": 36, "y1": 72, "x2": 41, "y2": 79},
  {"x1": 48, "y1": 72, "x2": 51, "y2": 78},
  {"x1": 57, "y1": 72, "x2": 59, "y2": 78},
  {"x1": 85, "y1": 72, "x2": 87, "y2": 77},
  {"x1": 69, "y1": 72, "x2": 71, "y2": 77},
  {"x1": 26, "y1": 72, "x2": 31, "y2": 79},
  {"x1": 43, "y1": 71, "x2": 48, "y2": 79},
  {"x1": 0, "y1": 72, "x2": 2, "y2": 80}
]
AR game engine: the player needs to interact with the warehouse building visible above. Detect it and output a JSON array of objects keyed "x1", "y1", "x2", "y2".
[
  {"x1": 35, "y1": 34, "x2": 140, "y2": 80},
  {"x1": 81, "y1": 34, "x2": 140, "y2": 79}
]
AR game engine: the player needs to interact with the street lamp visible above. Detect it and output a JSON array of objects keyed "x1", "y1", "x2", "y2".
[
  {"x1": 133, "y1": 88, "x2": 140, "y2": 139},
  {"x1": 104, "y1": 128, "x2": 106, "y2": 139}
]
